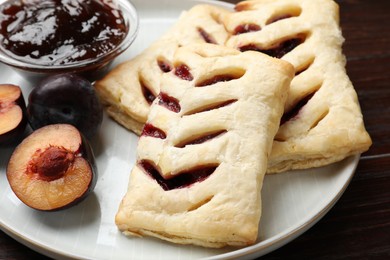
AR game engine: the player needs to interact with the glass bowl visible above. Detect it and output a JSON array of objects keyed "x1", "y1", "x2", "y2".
[{"x1": 0, "y1": 0, "x2": 139, "y2": 82}]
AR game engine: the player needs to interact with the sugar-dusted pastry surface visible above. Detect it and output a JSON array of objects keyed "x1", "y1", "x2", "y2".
[
  {"x1": 115, "y1": 44, "x2": 294, "y2": 248},
  {"x1": 94, "y1": 4, "x2": 230, "y2": 135},
  {"x1": 224, "y1": 0, "x2": 371, "y2": 173}
]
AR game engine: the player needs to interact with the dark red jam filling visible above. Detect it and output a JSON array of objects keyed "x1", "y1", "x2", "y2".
[
  {"x1": 198, "y1": 27, "x2": 216, "y2": 44},
  {"x1": 0, "y1": 0, "x2": 128, "y2": 66},
  {"x1": 239, "y1": 36, "x2": 305, "y2": 59},
  {"x1": 141, "y1": 81, "x2": 156, "y2": 104},
  {"x1": 139, "y1": 160, "x2": 218, "y2": 191},
  {"x1": 158, "y1": 92, "x2": 181, "y2": 113},
  {"x1": 266, "y1": 14, "x2": 293, "y2": 25},
  {"x1": 280, "y1": 93, "x2": 314, "y2": 125},
  {"x1": 233, "y1": 24, "x2": 261, "y2": 35},
  {"x1": 196, "y1": 74, "x2": 241, "y2": 87},
  {"x1": 174, "y1": 64, "x2": 193, "y2": 81},
  {"x1": 157, "y1": 59, "x2": 172, "y2": 73},
  {"x1": 141, "y1": 124, "x2": 166, "y2": 139},
  {"x1": 175, "y1": 130, "x2": 227, "y2": 148}
]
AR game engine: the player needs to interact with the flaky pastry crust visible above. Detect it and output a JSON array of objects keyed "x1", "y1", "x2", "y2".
[
  {"x1": 223, "y1": 0, "x2": 371, "y2": 173},
  {"x1": 95, "y1": 4, "x2": 230, "y2": 135},
  {"x1": 96, "y1": 0, "x2": 371, "y2": 174},
  {"x1": 115, "y1": 43, "x2": 294, "y2": 247}
]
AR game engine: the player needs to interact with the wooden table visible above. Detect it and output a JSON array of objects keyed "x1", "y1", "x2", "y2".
[{"x1": 1, "y1": 0, "x2": 389, "y2": 259}]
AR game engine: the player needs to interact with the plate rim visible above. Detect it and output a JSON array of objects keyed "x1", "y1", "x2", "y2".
[
  {"x1": 0, "y1": 155, "x2": 359, "y2": 260},
  {"x1": 0, "y1": 0, "x2": 360, "y2": 259}
]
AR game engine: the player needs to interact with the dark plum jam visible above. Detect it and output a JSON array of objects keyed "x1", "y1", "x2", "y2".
[
  {"x1": 158, "y1": 92, "x2": 181, "y2": 113},
  {"x1": 139, "y1": 160, "x2": 217, "y2": 191},
  {"x1": 141, "y1": 124, "x2": 167, "y2": 139},
  {"x1": 174, "y1": 64, "x2": 193, "y2": 81},
  {"x1": 0, "y1": 0, "x2": 128, "y2": 66}
]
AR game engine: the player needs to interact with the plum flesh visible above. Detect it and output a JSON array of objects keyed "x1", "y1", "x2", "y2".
[
  {"x1": 6, "y1": 124, "x2": 97, "y2": 211},
  {"x1": 27, "y1": 74, "x2": 103, "y2": 139},
  {"x1": 0, "y1": 84, "x2": 27, "y2": 145}
]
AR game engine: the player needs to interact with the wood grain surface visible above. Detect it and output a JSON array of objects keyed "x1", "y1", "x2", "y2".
[{"x1": 1, "y1": 0, "x2": 389, "y2": 259}]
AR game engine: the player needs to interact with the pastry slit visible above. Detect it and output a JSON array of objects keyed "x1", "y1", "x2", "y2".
[
  {"x1": 197, "y1": 27, "x2": 217, "y2": 44},
  {"x1": 140, "y1": 75, "x2": 157, "y2": 104},
  {"x1": 139, "y1": 160, "x2": 219, "y2": 191},
  {"x1": 174, "y1": 130, "x2": 227, "y2": 148},
  {"x1": 195, "y1": 71, "x2": 245, "y2": 87},
  {"x1": 187, "y1": 196, "x2": 214, "y2": 212},
  {"x1": 183, "y1": 99, "x2": 238, "y2": 116},
  {"x1": 280, "y1": 91, "x2": 315, "y2": 125},
  {"x1": 174, "y1": 64, "x2": 194, "y2": 81},
  {"x1": 295, "y1": 56, "x2": 315, "y2": 76},
  {"x1": 158, "y1": 92, "x2": 181, "y2": 113},
  {"x1": 141, "y1": 124, "x2": 167, "y2": 139},
  {"x1": 233, "y1": 23, "x2": 261, "y2": 35},
  {"x1": 157, "y1": 58, "x2": 173, "y2": 73},
  {"x1": 309, "y1": 108, "x2": 329, "y2": 130},
  {"x1": 266, "y1": 6, "x2": 302, "y2": 25},
  {"x1": 239, "y1": 33, "x2": 307, "y2": 58}
]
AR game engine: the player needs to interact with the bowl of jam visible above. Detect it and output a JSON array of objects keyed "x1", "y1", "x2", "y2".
[{"x1": 0, "y1": 0, "x2": 139, "y2": 81}]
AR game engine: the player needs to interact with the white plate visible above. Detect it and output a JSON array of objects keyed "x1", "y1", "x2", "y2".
[{"x1": 0, "y1": 0, "x2": 359, "y2": 259}]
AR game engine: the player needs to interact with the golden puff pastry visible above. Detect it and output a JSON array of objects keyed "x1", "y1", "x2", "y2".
[
  {"x1": 223, "y1": 0, "x2": 371, "y2": 173},
  {"x1": 115, "y1": 43, "x2": 294, "y2": 248},
  {"x1": 94, "y1": 4, "x2": 230, "y2": 135}
]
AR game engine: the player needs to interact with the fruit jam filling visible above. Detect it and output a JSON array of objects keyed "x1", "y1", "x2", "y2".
[
  {"x1": 174, "y1": 64, "x2": 194, "y2": 81},
  {"x1": 198, "y1": 27, "x2": 217, "y2": 44},
  {"x1": 239, "y1": 35, "x2": 306, "y2": 59},
  {"x1": 141, "y1": 81, "x2": 157, "y2": 104},
  {"x1": 234, "y1": 24, "x2": 261, "y2": 35},
  {"x1": 196, "y1": 74, "x2": 242, "y2": 87},
  {"x1": 175, "y1": 130, "x2": 227, "y2": 148},
  {"x1": 0, "y1": 0, "x2": 128, "y2": 65},
  {"x1": 139, "y1": 160, "x2": 218, "y2": 191},
  {"x1": 158, "y1": 92, "x2": 181, "y2": 113},
  {"x1": 157, "y1": 59, "x2": 173, "y2": 73},
  {"x1": 141, "y1": 124, "x2": 167, "y2": 139},
  {"x1": 280, "y1": 92, "x2": 315, "y2": 125}
]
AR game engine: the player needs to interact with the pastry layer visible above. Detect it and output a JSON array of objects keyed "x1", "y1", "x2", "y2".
[
  {"x1": 115, "y1": 43, "x2": 294, "y2": 247},
  {"x1": 223, "y1": 0, "x2": 371, "y2": 173},
  {"x1": 95, "y1": 4, "x2": 230, "y2": 135},
  {"x1": 95, "y1": 0, "x2": 371, "y2": 174}
]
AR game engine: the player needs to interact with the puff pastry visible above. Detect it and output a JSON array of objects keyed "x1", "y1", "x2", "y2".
[
  {"x1": 94, "y1": 4, "x2": 230, "y2": 135},
  {"x1": 223, "y1": 0, "x2": 371, "y2": 173},
  {"x1": 115, "y1": 44, "x2": 294, "y2": 247},
  {"x1": 96, "y1": 0, "x2": 371, "y2": 174}
]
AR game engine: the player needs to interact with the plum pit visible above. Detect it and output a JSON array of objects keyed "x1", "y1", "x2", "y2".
[
  {"x1": 28, "y1": 146, "x2": 75, "y2": 182},
  {"x1": 7, "y1": 124, "x2": 97, "y2": 211}
]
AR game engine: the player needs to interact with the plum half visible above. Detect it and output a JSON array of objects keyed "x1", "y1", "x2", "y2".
[
  {"x1": 0, "y1": 84, "x2": 27, "y2": 145},
  {"x1": 6, "y1": 124, "x2": 97, "y2": 211},
  {"x1": 27, "y1": 74, "x2": 103, "y2": 139}
]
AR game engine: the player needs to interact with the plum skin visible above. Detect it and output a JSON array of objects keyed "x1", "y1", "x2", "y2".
[
  {"x1": 6, "y1": 124, "x2": 97, "y2": 211},
  {"x1": 27, "y1": 74, "x2": 103, "y2": 139}
]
